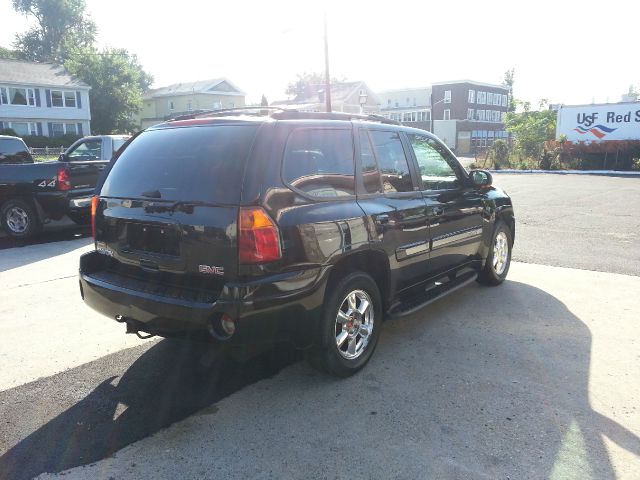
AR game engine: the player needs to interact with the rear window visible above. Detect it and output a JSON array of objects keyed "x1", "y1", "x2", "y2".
[
  {"x1": 282, "y1": 128, "x2": 355, "y2": 197},
  {"x1": 100, "y1": 125, "x2": 258, "y2": 203},
  {"x1": 0, "y1": 138, "x2": 31, "y2": 164}
]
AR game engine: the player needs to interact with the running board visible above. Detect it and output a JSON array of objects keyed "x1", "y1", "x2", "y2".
[{"x1": 387, "y1": 271, "x2": 478, "y2": 319}]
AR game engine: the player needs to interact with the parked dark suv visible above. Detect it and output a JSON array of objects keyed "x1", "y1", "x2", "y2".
[{"x1": 79, "y1": 109, "x2": 515, "y2": 376}]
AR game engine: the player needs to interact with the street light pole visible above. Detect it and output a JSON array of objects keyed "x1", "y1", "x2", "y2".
[{"x1": 323, "y1": 11, "x2": 332, "y2": 112}]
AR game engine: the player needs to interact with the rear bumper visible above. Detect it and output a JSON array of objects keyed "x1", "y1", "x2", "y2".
[{"x1": 79, "y1": 251, "x2": 330, "y2": 347}]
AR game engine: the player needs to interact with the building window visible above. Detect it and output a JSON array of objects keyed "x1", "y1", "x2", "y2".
[
  {"x1": 51, "y1": 123, "x2": 65, "y2": 137},
  {"x1": 64, "y1": 91, "x2": 76, "y2": 108},
  {"x1": 477, "y1": 91, "x2": 486, "y2": 104},
  {"x1": 501, "y1": 111, "x2": 507, "y2": 122},
  {"x1": 387, "y1": 99, "x2": 391, "y2": 106},
  {"x1": 467, "y1": 108, "x2": 474, "y2": 120},
  {"x1": 1, "y1": 86, "x2": 36, "y2": 106},
  {"x1": 444, "y1": 90, "x2": 451, "y2": 103},
  {"x1": 50, "y1": 123, "x2": 79, "y2": 137},
  {"x1": 50, "y1": 90, "x2": 77, "y2": 108},
  {"x1": 7, "y1": 122, "x2": 38, "y2": 136},
  {"x1": 168, "y1": 100, "x2": 175, "y2": 110},
  {"x1": 443, "y1": 109, "x2": 450, "y2": 120},
  {"x1": 187, "y1": 101, "x2": 192, "y2": 112},
  {"x1": 395, "y1": 101, "x2": 399, "y2": 107},
  {"x1": 502, "y1": 94, "x2": 508, "y2": 107},
  {"x1": 487, "y1": 93, "x2": 494, "y2": 105},
  {"x1": 468, "y1": 90, "x2": 475, "y2": 103},
  {"x1": 413, "y1": 97, "x2": 417, "y2": 106},
  {"x1": 423, "y1": 110, "x2": 431, "y2": 122},
  {"x1": 477, "y1": 110, "x2": 486, "y2": 121}
]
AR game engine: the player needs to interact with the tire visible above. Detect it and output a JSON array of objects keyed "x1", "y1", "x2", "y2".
[
  {"x1": 0, "y1": 199, "x2": 41, "y2": 239},
  {"x1": 306, "y1": 271, "x2": 382, "y2": 377},
  {"x1": 477, "y1": 220, "x2": 512, "y2": 286}
]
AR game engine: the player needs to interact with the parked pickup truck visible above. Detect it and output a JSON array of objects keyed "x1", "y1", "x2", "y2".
[{"x1": 0, "y1": 134, "x2": 130, "y2": 238}]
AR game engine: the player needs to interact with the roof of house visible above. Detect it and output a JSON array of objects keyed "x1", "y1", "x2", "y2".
[
  {"x1": 432, "y1": 79, "x2": 507, "y2": 90},
  {"x1": 144, "y1": 78, "x2": 246, "y2": 99},
  {"x1": 274, "y1": 81, "x2": 381, "y2": 106},
  {"x1": 0, "y1": 58, "x2": 89, "y2": 88}
]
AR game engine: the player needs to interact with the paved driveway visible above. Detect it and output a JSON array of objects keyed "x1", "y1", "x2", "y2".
[{"x1": 0, "y1": 174, "x2": 639, "y2": 480}]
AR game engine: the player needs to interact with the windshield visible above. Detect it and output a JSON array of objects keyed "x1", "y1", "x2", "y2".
[{"x1": 100, "y1": 125, "x2": 258, "y2": 204}]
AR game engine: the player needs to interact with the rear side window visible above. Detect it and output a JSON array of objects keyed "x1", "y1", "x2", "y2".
[
  {"x1": 358, "y1": 130, "x2": 382, "y2": 194},
  {"x1": 0, "y1": 138, "x2": 32, "y2": 164},
  {"x1": 101, "y1": 125, "x2": 258, "y2": 204},
  {"x1": 283, "y1": 128, "x2": 355, "y2": 198},
  {"x1": 367, "y1": 130, "x2": 414, "y2": 193}
]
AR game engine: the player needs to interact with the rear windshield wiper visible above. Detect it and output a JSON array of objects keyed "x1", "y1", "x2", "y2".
[{"x1": 144, "y1": 200, "x2": 211, "y2": 213}]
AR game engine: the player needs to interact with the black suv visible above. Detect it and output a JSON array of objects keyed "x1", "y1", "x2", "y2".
[{"x1": 79, "y1": 110, "x2": 515, "y2": 376}]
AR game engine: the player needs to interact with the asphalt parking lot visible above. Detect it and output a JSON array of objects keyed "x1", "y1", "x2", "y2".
[{"x1": 0, "y1": 174, "x2": 639, "y2": 479}]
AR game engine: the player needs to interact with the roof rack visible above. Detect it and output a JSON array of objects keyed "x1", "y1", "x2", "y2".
[
  {"x1": 168, "y1": 107, "x2": 400, "y2": 126},
  {"x1": 270, "y1": 110, "x2": 401, "y2": 126},
  {"x1": 169, "y1": 106, "x2": 292, "y2": 121}
]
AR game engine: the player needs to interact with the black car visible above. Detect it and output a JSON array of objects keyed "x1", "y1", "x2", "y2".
[{"x1": 79, "y1": 109, "x2": 515, "y2": 377}]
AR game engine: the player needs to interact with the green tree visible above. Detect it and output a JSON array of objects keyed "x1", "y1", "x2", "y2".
[
  {"x1": 504, "y1": 99, "x2": 556, "y2": 159},
  {"x1": 502, "y1": 68, "x2": 516, "y2": 112},
  {"x1": 285, "y1": 71, "x2": 345, "y2": 98},
  {"x1": 0, "y1": 46, "x2": 20, "y2": 59},
  {"x1": 64, "y1": 48, "x2": 153, "y2": 133},
  {"x1": 11, "y1": 0, "x2": 96, "y2": 62}
]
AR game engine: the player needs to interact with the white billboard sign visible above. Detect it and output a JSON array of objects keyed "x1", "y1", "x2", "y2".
[{"x1": 556, "y1": 103, "x2": 640, "y2": 142}]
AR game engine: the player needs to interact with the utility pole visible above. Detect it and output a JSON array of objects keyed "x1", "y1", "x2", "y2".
[{"x1": 323, "y1": 11, "x2": 332, "y2": 112}]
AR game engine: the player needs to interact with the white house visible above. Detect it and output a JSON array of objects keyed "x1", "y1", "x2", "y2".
[{"x1": 0, "y1": 58, "x2": 91, "y2": 137}]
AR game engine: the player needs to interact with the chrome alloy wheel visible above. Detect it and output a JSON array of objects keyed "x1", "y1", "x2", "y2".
[
  {"x1": 335, "y1": 289, "x2": 374, "y2": 360},
  {"x1": 493, "y1": 231, "x2": 509, "y2": 275},
  {"x1": 6, "y1": 206, "x2": 29, "y2": 234}
]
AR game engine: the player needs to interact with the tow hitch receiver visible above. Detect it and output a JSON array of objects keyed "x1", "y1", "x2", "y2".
[{"x1": 116, "y1": 315, "x2": 156, "y2": 340}]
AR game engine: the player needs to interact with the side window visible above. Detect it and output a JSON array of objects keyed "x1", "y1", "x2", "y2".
[
  {"x1": 283, "y1": 128, "x2": 355, "y2": 198},
  {"x1": 67, "y1": 140, "x2": 102, "y2": 161},
  {"x1": 358, "y1": 130, "x2": 382, "y2": 194},
  {"x1": 368, "y1": 130, "x2": 414, "y2": 193},
  {"x1": 408, "y1": 134, "x2": 461, "y2": 191}
]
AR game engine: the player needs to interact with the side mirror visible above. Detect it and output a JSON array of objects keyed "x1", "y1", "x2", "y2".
[
  {"x1": 58, "y1": 153, "x2": 67, "y2": 162},
  {"x1": 469, "y1": 169, "x2": 493, "y2": 188}
]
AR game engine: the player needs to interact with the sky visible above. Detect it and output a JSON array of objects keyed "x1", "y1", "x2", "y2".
[{"x1": 0, "y1": 0, "x2": 638, "y2": 106}]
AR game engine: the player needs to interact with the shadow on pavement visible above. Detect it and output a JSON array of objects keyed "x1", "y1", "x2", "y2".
[
  {"x1": 0, "y1": 281, "x2": 638, "y2": 479},
  {"x1": 0, "y1": 340, "x2": 302, "y2": 480},
  {"x1": 0, "y1": 226, "x2": 91, "y2": 274}
]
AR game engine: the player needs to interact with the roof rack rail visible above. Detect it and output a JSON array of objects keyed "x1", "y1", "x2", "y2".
[
  {"x1": 169, "y1": 106, "x2": 294, "y2": 121},
  {"x1": 270, "y1": 110, "x2": 400, "y2": 126}
]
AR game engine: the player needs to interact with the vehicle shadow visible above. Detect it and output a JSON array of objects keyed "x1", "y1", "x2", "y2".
[
  {"x1": 0, "y1": 227, "x2": 91, "y2": 273},
  {"x1": 0, "y1": 340, "x2": 302, "y2": 480},
  {"x1": 0, "y1": 280, "x2": 638, "y2": 479},
  {"x1": 0, "y1": 221, "x2": 90, "y2": 252}
]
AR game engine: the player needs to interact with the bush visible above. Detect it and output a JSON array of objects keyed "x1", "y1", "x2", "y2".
[
  {"x1": 23, "y1": 134, "x2": 82, "y2": 148},
  {"x1": 0, "y1": 128, "x2": 18, "y2": 137}
]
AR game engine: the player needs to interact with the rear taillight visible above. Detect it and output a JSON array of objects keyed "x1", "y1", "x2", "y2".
[
  {"x1": 57, "y1": 166, "x2": 71, "y2": 191},
  {"x1": 91, "y1": 196, "x2": 99, "y2": 239},
  {"x1": 238, "y1": 207, "x2": 281, "y2": 264}
]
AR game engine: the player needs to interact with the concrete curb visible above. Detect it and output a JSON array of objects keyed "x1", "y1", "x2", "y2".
[{"x1": 491, "y1": 169, "x2": 640, "y2": 176}]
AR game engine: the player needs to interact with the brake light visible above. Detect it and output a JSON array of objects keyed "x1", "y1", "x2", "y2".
[
  {"x1": 91, "y1": 196, "x2": 99, "y2": 239},
  {"x1": 57, "y1": 166, "x2": 71, "y2": 191},
  {"x1": 238, "y1": 207, "x2": 281, "y2": 264}
]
